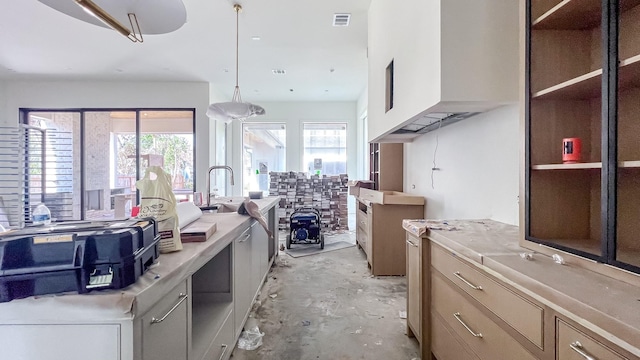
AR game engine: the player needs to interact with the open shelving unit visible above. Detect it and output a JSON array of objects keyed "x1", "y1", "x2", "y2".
[
  {"x1": 368, "y1": 143, "x2": 403, "y2": 191},
  {"x1": 525, "y1": 0, "x2": 640, "y2": 273},
  {"x1": 190, "y1": 244, "x2": 234, "y2": 360}
]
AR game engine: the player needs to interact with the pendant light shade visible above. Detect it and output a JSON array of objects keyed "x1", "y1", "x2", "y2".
[{"x1": 207, "y1": 4, "x2": 265, "y2": 123}]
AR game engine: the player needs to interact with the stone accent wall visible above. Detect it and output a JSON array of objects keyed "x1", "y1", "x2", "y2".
[{"x1": 84, "y1": 112, "x2": 112, "y2": 210}]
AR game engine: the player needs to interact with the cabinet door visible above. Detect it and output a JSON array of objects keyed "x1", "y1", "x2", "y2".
[
  {"x1": 141, "y1": 281, "x2": 189, "y2": 360},
  {"x1": 233, "y1": 225, "x2": 253, "y2": 336},
  {"x1": 0, "y1": 324, "x2": 120, "y2": 360},
  {"x1": 406, "y1": 234, "x2": 421, "y2": 338},
  {"x1": 614, "y1": 1, "x2": 640, "y2": 271},
  {"x1": 365, "y1": 206, "x2": 373, "y2": 264},
  {"x1": 251, "y1": 220, "x2": 269, "y2": 293}
]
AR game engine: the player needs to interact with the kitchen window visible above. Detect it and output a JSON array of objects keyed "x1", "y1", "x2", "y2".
[
  {"x1": 302, "y1": 123, "x2": 347, "y2": 175},
  {"x1": 19, "y1": 109, "x2": 195, "y2": 222}
]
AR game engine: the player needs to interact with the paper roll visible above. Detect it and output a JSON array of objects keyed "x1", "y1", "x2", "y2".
[{"x1": 176, "y1": 202, "x2": 203, "y2": 229}]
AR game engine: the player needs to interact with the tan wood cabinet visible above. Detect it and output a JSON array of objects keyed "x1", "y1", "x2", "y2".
[
  {"x1": 356, "y1": 190, "x2": 424, "y2": 276},
  {"x1": 369, "y1": 143, "x2": 403, "y2": 191},
  {"x1": 523, "y1": 0, "x2": 640, "y2": 277},
  {"x1": 405, "y1": 219, "x2": 640, "y2": 360}
]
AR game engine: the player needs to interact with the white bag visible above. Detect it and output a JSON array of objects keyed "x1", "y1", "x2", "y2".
[{"x1": 136, "y1": 166, "x2": 182, "y2": 253}]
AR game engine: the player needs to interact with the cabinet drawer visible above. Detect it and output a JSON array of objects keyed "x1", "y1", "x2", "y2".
[
  {"x1": 141, "y1": 280, "x2": 189, "y2": 360},
  {"x1": 431, "y1": 311, "x2": 480, "y2": 360},
  {"x1": 356, "y1": 228, "x2": 368, "y2": 251},
  {"x1": 356, "y1": 212, "x2": 369, "y2": 234},
  {"x1": 431, "y1": 244, "x2": 543, "y2": 348},
  {"x1": 557, "y1": 319, "x2": 628, "y2": 360},
  {"x1": 432, "y1": 273, "x2": 536, "y2": 360},
  {"x1": 203, "y1": 309, "x2": 234, "y2": 360}
]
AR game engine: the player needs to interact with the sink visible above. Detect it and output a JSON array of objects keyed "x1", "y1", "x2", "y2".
[{"x1": 198, "y1": 203, "x2": 240, "y2": 214}]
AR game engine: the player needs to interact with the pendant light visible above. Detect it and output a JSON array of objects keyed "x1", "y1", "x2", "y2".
[{"x1": 207, "y1": 4, "x2": 265, "y2": 122}]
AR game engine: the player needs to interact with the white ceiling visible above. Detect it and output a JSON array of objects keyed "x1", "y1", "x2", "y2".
[{"x1": 0, "y1": 0, "x2": 371, "y2": 102}]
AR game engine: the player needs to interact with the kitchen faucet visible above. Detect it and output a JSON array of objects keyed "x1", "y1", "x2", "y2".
[{"x1": 206, "y1": 165, "x2": 235, "y2": 206}]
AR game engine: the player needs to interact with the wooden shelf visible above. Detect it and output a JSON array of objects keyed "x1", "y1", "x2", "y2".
[
  {"x1": 533, "y1": 0, "x2": 640, "y2": 30},
  {"x1": 533, "y1": 0, "x2": 602, "y2": 30},
  {"x1": 620, "y1": 161, "x2": 640, "y2": 168},
  {"x1": 532, "y1": 162, "x2": 601, "y2": 170},
  {"x1": 532, "y1": 161, "x2": 640, "y2": 170},
  {"x1": 533, "y1": 69, "x2": 601, "y2": 100},
  {"x1": 533, "y1": 55, "x2": 640, "y2": 100}
]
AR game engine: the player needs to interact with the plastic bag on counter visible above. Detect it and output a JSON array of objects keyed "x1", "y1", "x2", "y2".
[
  {"x1": 136, "y1": 166, "x2": 182, "y2": 253},
  {"x1": 237, "y1": 325, "x2": 264, "y2": 351}
]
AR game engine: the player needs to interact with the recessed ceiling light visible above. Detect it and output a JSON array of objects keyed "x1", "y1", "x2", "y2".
[
  {"x1": 251, "y1": 36, "x2": 261, "y2": 40},
  {"x1": 329, "y1": 68, "x2": 335, "y2": 73},
  {"x1": 289, "y1": 89, "x2": 294, "y2": 92},
  {"x1": 272, "y1": 69, "x2": 286, "y2": 75}
]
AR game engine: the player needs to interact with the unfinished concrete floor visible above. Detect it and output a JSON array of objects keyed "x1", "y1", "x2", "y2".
[{"x1": 230, "y1": 232, "x2": 420, "y2": 360}]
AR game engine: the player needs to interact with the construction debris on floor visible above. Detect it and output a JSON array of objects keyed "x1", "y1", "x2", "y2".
[{"x1": 231, "y1": 238, "x2": 420, "y2": 360}]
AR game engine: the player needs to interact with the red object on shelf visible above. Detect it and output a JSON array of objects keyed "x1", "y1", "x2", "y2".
[
  {"x1": 131, "y1": 206, "x2": 140, "y2": 217},
  {"x1": 562, "y1": 137, "x2": 582, "y2": 163}
]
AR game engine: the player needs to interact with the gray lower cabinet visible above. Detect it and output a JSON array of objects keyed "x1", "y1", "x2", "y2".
[
  {"x1": 141, "y1": 281, "x2": 189, "y2": 360},
  {"x1": 0, "y1": 199, "x2": 279, "y2": 360},
  {"x1": 251, "y1": 221, "x2": 269, "y2": 292},
  {"x1": 233, "y1": 223, "x2": 254, "y2": 337},
  {"x1": 203, "y1": 309, "x2": 235, "y2": 360}
]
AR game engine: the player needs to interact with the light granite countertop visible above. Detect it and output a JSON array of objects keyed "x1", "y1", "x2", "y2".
[{"x1": 0, "y1": 196, "x2": 279, "y2": 323}]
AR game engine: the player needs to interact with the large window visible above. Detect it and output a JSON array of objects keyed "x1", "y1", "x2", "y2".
[
  {"x1": 242, "y1": 123, "x2": 286, "y2": 196},
  {"x1": 303, "y1": 123, "x2": 347, "y2": 175},
  {"x1": 21, "y1": 109, "x2": 194, "y2": 222}
]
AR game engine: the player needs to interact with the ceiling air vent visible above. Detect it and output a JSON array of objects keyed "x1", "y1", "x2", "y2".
[
  {"x1": 333, "y1": 13, "x2": 351, "y2": 27},
  {"x1": 272, "y1": 69, "x2": 286, "y2": 75}
]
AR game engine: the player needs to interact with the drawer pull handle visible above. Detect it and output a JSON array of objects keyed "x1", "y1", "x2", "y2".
[
  {"x1": 218, "y1": 344, "x2": 228, "y2": 360},
  {"x1": 453, "y1": 312, "x2": 483, "y2": 338},
  {"x1": 406, "y1": 239, "x2": 418, "y2": 247},
  {"x1": 151, "y1": 293, "x2": 188, "y2": 324},
  {"x1": 570, "y1": 341, "x2": 596, "y2": 360},
  {"x1": 239, "y1": 233, "x2": 251, "y2": 243},
  {"x1": 454, "y1": 272, "x2": 483, "y2": 290}
]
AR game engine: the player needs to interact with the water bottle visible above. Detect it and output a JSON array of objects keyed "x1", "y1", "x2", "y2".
[{"x1": 33, "y1": 204, "x2": 51, "y2": 225}]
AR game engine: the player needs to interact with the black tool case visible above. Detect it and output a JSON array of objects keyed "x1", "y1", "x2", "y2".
[{"x1": 0, "y1": 220, "x2": 160, "y2": 303}]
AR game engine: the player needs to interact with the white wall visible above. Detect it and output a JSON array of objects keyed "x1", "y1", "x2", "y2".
[
  {"x1": 0, "y1": 81, "x2": 7, "y2": 126},
  {"x1": 227, "y1": 101, "x2": 358, "y2": 199},
  {"x1": 1, "y1": 80, "x2": 213, "y2": 193},
  {"x1": 404, "y1": 104, "x2": 520, "y2": 225}
]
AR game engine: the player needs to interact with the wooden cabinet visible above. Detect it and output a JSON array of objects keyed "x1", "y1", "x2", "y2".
[
  {"x1": 431, "y1": 245, "x2": 544, "y2": 349},
  {"x1": 556, "y1": 318, "x2": 628, "y2": 360},
  {"x1": 523, "y1": 0, "x2": 640, "y2": 275},
  {"x1": 408, "y1": 220, "x2": 640, "y2": 360},
  {"x1": 405, "y1": 233, "x2": 433, "y2": 360},
  {"x1": 369, "y1": 143, "x2": 403, "y2": 191},
  {"x1": 141, "y1": 281, "x2": 189, "y2": 360},
  {"x1": 356, "y1": 190, "x2": 424, "y2": 275},
  {"x1": 367, "y1": 0, "x2": 518, "y2": 142}
]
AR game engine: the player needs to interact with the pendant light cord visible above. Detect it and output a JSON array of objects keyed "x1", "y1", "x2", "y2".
[{"x1": 235, "y1": 4, "x2": 239, "y2": 88}]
